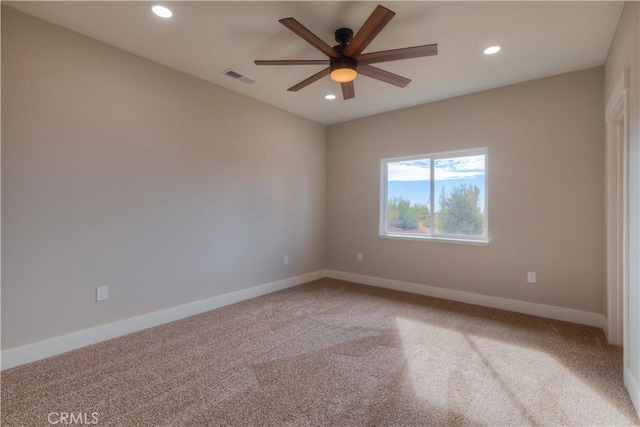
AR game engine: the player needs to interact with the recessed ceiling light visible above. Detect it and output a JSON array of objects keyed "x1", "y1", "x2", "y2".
[
  {"x1": 151, "y1": 5, "x2": 173, "y2": 18},
  {"x1": 483, "y1": 45, "x2": 501, "y2": 55},
  {"x1": 325, "y1": 94, "x2": 336, "y2": 100}
]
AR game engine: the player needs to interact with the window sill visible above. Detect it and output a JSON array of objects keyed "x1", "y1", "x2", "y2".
[{"x1": 378, "y1": 233, "x2": 489, "y2": 246}]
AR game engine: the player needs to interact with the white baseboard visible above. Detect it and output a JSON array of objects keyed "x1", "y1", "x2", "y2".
[
  {"x1": 325, "y1": 270, "x2": 607, "y2": 329},
  {"x1": 1, "y1": 271, "x2": 325, "y2": 371},
  {"x1": 625, "y1": 368, "x2": 640, "y2": 418},
  {"x1": 2, "y1": 269, "x2": 609, "y2": 371}
]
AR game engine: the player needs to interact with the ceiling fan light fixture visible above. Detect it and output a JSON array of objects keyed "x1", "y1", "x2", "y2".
[
  {"x1": 330, "y1": 67, "x2": 358, "y2": 83},
  {"x1": 330, "y1": 58, "x2": 358, "y2": 83}
]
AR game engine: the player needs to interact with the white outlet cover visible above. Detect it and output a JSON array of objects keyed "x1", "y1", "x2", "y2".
[{"x1": 96, "y1": 286, "x2": 109, "y2": 302}]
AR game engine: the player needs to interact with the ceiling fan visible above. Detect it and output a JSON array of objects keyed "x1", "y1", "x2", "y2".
[{"x1": 254, "y1": 4, "x2": 438, "y2": 100}]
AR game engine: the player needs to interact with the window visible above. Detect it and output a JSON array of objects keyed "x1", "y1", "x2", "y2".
[{"x1": 380, "y1": 149, "x2": 488, "y2": 243}]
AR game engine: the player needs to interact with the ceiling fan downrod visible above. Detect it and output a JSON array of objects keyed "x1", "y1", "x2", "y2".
[{"x1": 334, "y1": 28, "x2": 353, "y2": 48}]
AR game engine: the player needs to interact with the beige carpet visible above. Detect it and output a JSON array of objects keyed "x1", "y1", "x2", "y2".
[{"x1": 2, "y1": 278, "x2": 638, "y2": 426}]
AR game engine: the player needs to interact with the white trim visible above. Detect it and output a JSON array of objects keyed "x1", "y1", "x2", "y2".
[
  {"x1": 604, "y1": 68, "x2": 629, "y2": 348},
  {"x1": 378, "y1": 233, "x2": 489, "y2": 246},
  {"x1": 606, "y1": 69, "x2": 629, "y2": 119},
  {"x1": 625, "y1": 367, "x2": 640, "y2": 417},
  {"x1": 1, "y1": 271, "x2": 325, "y2": 371},
  {"x1": 1, "y1": 269, "x2": 609, "y2": 371},
  {"x1": 326, "y1": 270, "x2": 607, "y2": 329}
]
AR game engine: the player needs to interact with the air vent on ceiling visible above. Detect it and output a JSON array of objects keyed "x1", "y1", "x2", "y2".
[{"x1": 222, "y1": 69, "x2": 255, "y2": 84}]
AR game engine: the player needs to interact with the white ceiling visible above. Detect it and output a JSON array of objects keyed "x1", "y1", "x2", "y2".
[{"x1": 6, "y1": 1, "x2": 623, "y2": 125}]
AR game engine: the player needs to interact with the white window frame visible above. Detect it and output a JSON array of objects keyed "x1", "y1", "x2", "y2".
[{"x1": 379, "y1": 148, "x2": 489, "y2": 245}]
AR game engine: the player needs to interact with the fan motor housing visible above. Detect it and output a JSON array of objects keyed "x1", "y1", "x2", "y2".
[{"x1": 330, "y1": 56, "x2": 357, "y2": 69}]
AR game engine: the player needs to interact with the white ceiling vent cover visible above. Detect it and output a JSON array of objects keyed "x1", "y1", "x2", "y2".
[{"x1": 222, "y1": 69, "x2": 255, "y2": 84}]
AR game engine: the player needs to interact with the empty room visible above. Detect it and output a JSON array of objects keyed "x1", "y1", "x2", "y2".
[{"x1": 2, "y1": 1, "x2": 639, "y2": 426}]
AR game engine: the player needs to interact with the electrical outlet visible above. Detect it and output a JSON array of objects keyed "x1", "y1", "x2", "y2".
[
  {"x1": 527, "y1": 272, "x2": 536, "y2": 283},
  {"x1": 96, "y1": 286, "x2": 109, "y2": 302},
  {"x1": 357, "y1": 252, "x2": 363, "y2": 262},
  {"x1": 284, "y1": 255, "x2": 289, "y2": 265}
]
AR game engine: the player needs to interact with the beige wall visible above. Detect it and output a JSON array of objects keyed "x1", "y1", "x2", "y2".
[
  {"x1": 328, "y1": 67, "x2": 605, "y2": 314},
  {"x1": 604, "y1": 0, "x2": 640, "y2": 409},
  {"x1": 1, "y1": 8, "x2": 327, "y2": 350}
]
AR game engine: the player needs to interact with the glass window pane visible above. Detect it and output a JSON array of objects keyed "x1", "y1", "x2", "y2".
[
  {"x1": 434, "y1": 154, "x2": 486, "y2": 237},
  {"x1": 386, "y1": 159, "x2": 431, "y2": 235}
]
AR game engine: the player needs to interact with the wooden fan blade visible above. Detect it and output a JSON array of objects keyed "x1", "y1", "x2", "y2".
[
  {"x1": 358, "y1": 64, "x2": 411, "y2": 88},
  {"x1": 341, "y1": 81, "x2": 355, "y2": 100},
  {"x1": 287, "y1": 67, "x2": 330, "y2": 91},
  {"x1": 279, "y1": 18, "x2": 340, "y2": 59},
  {"x1": 255, "y1": 60, "x2": 330, "y2": 66},
  {"x1": 343, "y1": 5, "x2": 395, "y2": 59},
  {"x1": 359, "y1": 44, "x2": 438, "y2": 65}
]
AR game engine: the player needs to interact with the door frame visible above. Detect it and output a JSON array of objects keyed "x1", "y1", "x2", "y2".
[{"x1": 605, "y1": 68, "x2": 629, "y2": 347}]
